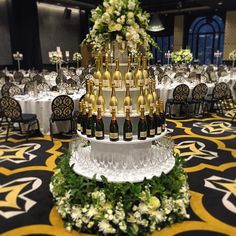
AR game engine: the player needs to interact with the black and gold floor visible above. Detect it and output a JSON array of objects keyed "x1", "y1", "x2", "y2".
[{"x1": 0, "y1": 113, "x2": 235, "y2": 236}]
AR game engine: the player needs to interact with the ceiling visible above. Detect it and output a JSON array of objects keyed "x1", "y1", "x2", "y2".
[{"x1": 39, "y1": 0, "x2": 236, "y2": 13}]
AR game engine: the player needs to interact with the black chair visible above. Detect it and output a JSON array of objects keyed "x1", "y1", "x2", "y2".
[
  {"x1": 0, "y1": 97, "x2": 40, "y2": 141},
  {"x1": 1, "y1": 82, "x2": 14, "y2": 97},
  {"x1": 49, "y1": 95, "x2": 74, "y2": 141},
  {"x1": 67, "y1": 78, "x2": 77, "y2": 88},
  {"x1": 188, "y1": 83, "x2": 208, "y2": 116},
  {"x1": 9, "y1": 85, "x2": 22, "y2": 97},
  {"x1": 204, "y1": 82, "x2": 228, "y2": 114},
  {"x1": 13, "y1": 71, "x2": 24, "y2": 84},
  {"x1": 33, "y1": 74, "x2": 44, "y2": 84},
  {"x1": 165, "y1": 84, "x2": 190, "y2": 118},
  {"x1": 56, "y1": 72, "x2": 67, "y2": 85}
]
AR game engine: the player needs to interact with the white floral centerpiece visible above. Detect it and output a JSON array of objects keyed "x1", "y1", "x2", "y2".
[
  {"x1": 171, "y1": 49, "x2": 193, "y2": 64},
  {"x1": 229, "y1": 50, "x2": 236, "y2": 68},
  {"x1": 49, "y1": 51, "x2": 62, "y2": 64},
  {"x1": 82, "y1": 0, "x2": 157, "y2": 57},
  {"x1": 72, "y1": 52, "x2": 82, "y2": 68}
]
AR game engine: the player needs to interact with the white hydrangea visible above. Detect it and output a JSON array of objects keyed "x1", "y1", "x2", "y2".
[{"x1": 98, "y1": 220, "x2": 116, "y2": 234}]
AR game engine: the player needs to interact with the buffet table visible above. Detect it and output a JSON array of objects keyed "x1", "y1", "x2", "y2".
[{"x1": 14, "y1": 90, "x2": 85, "y2": 134}]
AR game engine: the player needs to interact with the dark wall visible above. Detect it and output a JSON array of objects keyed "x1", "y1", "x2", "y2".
[
  {"x1": 37, "y1": 2, "x2": 80, "y2": 64},
  {"x1": 8, "y1": 0, "x2": 42, "y2": 69},
  {"x1": 0, "y1": 0, "x2": 12, "y2": 65}
]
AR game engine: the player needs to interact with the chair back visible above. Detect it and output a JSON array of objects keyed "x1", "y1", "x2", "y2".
[
  {"x1": 192, "y1": 83, "x2": 208, "y2": 101},
  {"x1": 212, "y1": 82, "x2": 228, "y2": 100},
  {"x1": 51, "y1": 95, "x2": 74, "y2": 120},
  {"x1": 56, "y1": 73, "x2": 67, "y2": 85},
  {"x1": 173, "y1": 84, "x2": 190, "y2": 102},
  {"x1": 14, "y1": 71, "x2": 24, "y2": 84},
  {"x1": 33, "y1": 74, "x2": 44, "y2": 84},
  {"x1": 0, "y1": 97, "x2": 22, "y2": 120},
  {"x1": 67, "y1": 78, "x2": 77, "y2": 88},
  {"x1": 1, "y1": 82, "x2": 14, "y2": 97},
  {"x1": 9, "y1": 85, "x2": 22, "y2": 97},
  {"x1": 37, "y1": 82, "x2": 49, "y2": 92}
]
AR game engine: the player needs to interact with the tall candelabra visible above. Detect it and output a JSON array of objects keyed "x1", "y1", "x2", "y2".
[
  {"x1": 214, "y1": 50, "x2": 222, "y2": 67},
  {"x1": 13, "y1": 51, "x2": 23, "y2": 71},
  {"x1": 165, "y1": 50, "x2": 171, "y2": 65}
]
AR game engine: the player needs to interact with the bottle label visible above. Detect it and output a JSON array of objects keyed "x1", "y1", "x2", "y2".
[
  {"x1": 103, "y1": 80, "x2": 109, "y2": 87},
  {"x1": 139, "y1": 131, "x2": 147, "y2": 138},
  {"x1": 125, "y1": 132, "x2": 133, "y2": 139},
  {"x1": 150, "y1": 129, "x2": 155, "y2": 136},
  {"x1": 129, "y1": 80, "x2": 134, "y2": 87},
  {"x1": 94, "y1": 78, "x2": 99, "y2": 86},
  {"x1": 138, "y1": 79, "x2": 143, "y2": 86},
  {"x1": 95, "y1": 131, "x2": 103, "y2": 137},
  {"x1": 110, "y1": 132, "x2": 118, "y2": 139},
  {"x1": 157, "y1": 126, "x2": 162, "y2": 134},
  {"x1": 86, "y1": 129, "x2": 92, "y2": 136},
  {"x1": 114, "y1": 80, "x2": 121, "y2": 88},
  {"x1": 77, "y1": 123, "x2": 81, "y2": 131},
  {"x1": 125, "y1": 105, "x2": 132, "y2": 113},
  {"x1": 109, "y1": 106, "x2": 117, "y2": 113}
]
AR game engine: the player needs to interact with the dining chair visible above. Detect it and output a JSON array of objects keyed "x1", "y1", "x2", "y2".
[
  {"x1": 1, "y1": 82, "x2": 15, "y2": 97},
  {"x1": 0, "y1": 96, "x2": 40, "y2": 141},
  {"x1": 204, "y1": 82, "x2": 228, "y2": 114},
  {"x1": 188, "y1": 83, "x2": 208, "y2": 116},
  {"x1": 49, "y1": 95, "x2": 75, "y2": 141},
  {"x1": 165, "y1": 84, "x2": 190, "y2": 118},
  {"x1": 13, "y1": 71, "x2": 24, "y2": 84}
]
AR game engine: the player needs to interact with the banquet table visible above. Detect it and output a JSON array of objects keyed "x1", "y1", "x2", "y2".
[
  {"x1": 14, "y1": 90, "x2": 85, "y2": 134},
  {"x1": 156, "y1": 82, "x2": 215, "y2": 115},
  {"x1": 219, "y1": 75, "x2": 236, "y2": 99}
]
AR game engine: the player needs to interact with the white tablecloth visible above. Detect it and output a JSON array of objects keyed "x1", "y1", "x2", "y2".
[{"x1": 14, "y1": 90, "x2": 85, "y2": 134}]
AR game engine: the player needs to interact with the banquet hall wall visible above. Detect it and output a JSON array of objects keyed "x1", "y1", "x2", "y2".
[{"x1": 0, "y1": 0, "x2": 235, "y2": 70}]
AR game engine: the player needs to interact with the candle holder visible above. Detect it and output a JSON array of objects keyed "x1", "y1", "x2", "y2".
[
  {"x1": 13, "y1": 51, "x2": 23, "y2": 71},
  {"x1": 165, "y1": 50, "x2": 171, "y2": 65},
  {"x1": 214, "y1": 50, "x2": 222, "y2": 67}
]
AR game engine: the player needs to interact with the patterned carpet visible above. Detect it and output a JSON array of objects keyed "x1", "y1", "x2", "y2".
[{"x1": 0, "y1": 113, "x2": 235, "y2": 236}]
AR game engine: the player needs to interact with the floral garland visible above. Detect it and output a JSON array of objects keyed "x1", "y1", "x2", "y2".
[
  {"x1": 73, "y1": 52, "x2": 82, "y2": 62},
  {"x1": 229, "y1": 50, "x2": 236, "y2": 60},
  {"x1": 171, "y1": 49, "x2": 193, "y2": 64},
  {"x1": 50, "y1": 152, "x2": 190, "y2": 236},
  {"x1": 82, "y1": 0, "x2": 157, "y2": 56}
]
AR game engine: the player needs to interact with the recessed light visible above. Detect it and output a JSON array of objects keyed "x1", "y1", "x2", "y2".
[{"x1": 217, "y1": 2, "x2": 223, "y2": 5}]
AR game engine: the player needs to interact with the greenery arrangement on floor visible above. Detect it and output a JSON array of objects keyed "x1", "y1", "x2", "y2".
[{"x1": 50, "y1": 152, "x2": 190, "y2": 236}]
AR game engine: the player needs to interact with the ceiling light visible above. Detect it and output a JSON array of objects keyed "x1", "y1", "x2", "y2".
[{"x1": 148, "y1": 13, "x2": 165, "y2": 32}]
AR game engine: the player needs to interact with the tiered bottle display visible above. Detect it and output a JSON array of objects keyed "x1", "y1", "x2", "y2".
[{"x1": 78, "y1": 55, "x2": 167, "y2": 141}]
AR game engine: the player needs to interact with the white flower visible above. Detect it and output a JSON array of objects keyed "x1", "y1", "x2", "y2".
[
  {"x1": 98, "y1": 220, "x2": 116, "y2": 234},
  {"x1": 138, "y1": 203, "x2": 148, "y2": 214},
  {"x1": 71, "y1": 206, "x2": 82, "y2": 220},
  {"x1": 86, "y1": 206, "x2": 98, "y2": 218},
  {"x1": 119, "y1": 221, "x2": 127, "y2": 232}
]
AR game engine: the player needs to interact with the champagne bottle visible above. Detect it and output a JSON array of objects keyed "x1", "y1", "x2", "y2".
[
  {"x1": 151, "y1": 79, "x2": 158, "y2": 107},
  {"x1": 77, "y1": 101, "x2": 83, "y2": 131},
  {"x1": 134, "y1": 56, "x2": 143, "y2": 87},
  {"x1": 86, "y1": 107, "x2": 95, "y2": 137},
  {"x1": 137, "y1": 83, "x2": 146, "y2": 114},
  {"x1": 109, "y1": 83, "x2": 118, "y2": 113},
  {"x1": 103, "y1": 55, "x2": 111, "y2": 88},
  {"x1": 138, "y1": 107, "x2": 147, "y2": 140},
  {"x1": 113, "y1": 58, "x2": 122, "y2": 88},
  {"x1": 89, "y1": 80, "x2": 96, "y2": 112},
  {"x1": 143, "y1": 56, "x2": 149, "y2": 87},
  {"x1": 123, "y1": 108, "x2": 132, "y2": 141},
  {"x1": 96, "y1": 82, "x2": 105, "y2": 114},
  {"x1": 155, "y1": 101, "x2": 162, "y2": 135},
  {"x1": 81, "y1": 103, "x2": 88, "y2": 135},
  {"x1": 84, "y1": 80, "x2": 91, "y2": 109},
  {"x1": 147, "y1": 106, "x2": 155, "y2": 137},
  {"x1": 94, "y1": 57, "x2": 102, "y2": 87},
  {"x1": 123, "y1": 83, "x2": 132, "y2": 113},
  {"x1": 159, "y1": 99, "x2": 166, "y2": 132},
  {"x1": 146, "y1": 82, "x2": 154, "y2": 113},
  {"x1": 109, "y1": 108, "x2": 119, "y2": 141},
  {"x1": 95, "y1": 108, "x2": 104, "y2": 140},
  {"x1": 124, "y1": 56, "x2": 134, "y2": 87}
]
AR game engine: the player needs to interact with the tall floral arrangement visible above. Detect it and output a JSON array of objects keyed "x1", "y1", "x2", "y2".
[
  {"x1": 229, "y1": 50, "x2": 236, "y2": 60},
  {"x1": 82, "y1": 0, "x2": 157, "y2": 56},
  {"x1": 171, "y1": 49, "x2": 193, "y2": 64}
]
